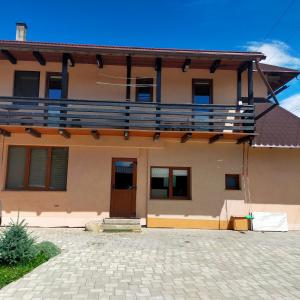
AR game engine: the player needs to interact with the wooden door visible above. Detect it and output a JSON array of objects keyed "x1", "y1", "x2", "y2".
[{"x1": 110, "y1": 158, "x2": 137, "y2": 218}]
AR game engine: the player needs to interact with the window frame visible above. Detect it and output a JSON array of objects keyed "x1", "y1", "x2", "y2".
[
  {"x1": 225, "y1": 174, "x2": 241, "y2": 190},
  {"x1": 135, "y1": 78, "x2": 154, "y2": 102},
  {"x1": 13, "y1": 70, "x2": 40, "y2": 98},
  {"x1": 150, "y1": 166, "x2": 191, "y2": 200},
  {"x1": 5, "y1": 145, "x2": 69, "y2": 191},
  {"x1": 192, "y1": 78, "x2": 213, "y2": 104},
  {"x1": 45, "y1": 72, "x2": 67, "y2": 98}
]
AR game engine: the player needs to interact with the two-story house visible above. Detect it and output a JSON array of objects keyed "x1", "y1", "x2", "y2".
[{"x1": 0, "y1": 24, "x2": 299, "y2": 229}]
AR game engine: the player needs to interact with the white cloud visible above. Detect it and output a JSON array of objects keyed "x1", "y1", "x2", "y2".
[
  {"x1": 281, "y1": 94, "x2": 300, "y2": 117},
  {"x1": 246, "y1": 40, "x2": 300, "y2": 68}
]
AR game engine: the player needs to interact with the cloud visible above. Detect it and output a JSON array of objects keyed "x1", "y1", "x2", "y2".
[
  {"x1": 281, "y1": 93, "x2": 300, "y2": 117},
  {"x1": 246, "y1": 41, "x2": 300, "y2": 68}
]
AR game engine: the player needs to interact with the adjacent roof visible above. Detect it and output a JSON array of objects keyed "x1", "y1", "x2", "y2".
[
  {"x1": 253, "y1": 103, "x2": 300, "y2": 148},
  {"x1": 255, "y1": 63, "x2": 300, "y2": 91}
]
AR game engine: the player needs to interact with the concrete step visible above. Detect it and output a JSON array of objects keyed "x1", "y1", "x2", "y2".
[
  {"x1": 103, "y1": 218, "x2": 141, "y2": 225},
  {"x1": 102, "y1": 223, "x2": 141, "y2": 232}
]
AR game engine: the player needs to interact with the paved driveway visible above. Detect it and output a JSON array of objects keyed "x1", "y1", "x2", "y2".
[{"x1": 0, "y1": 228, "x2": 299, "y2": 300}]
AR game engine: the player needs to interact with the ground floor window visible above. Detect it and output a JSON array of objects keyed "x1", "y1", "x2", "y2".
[
  {"x1": 225, "y1": 174, "x2": 240, "y2": 190},
  {"x1": 150, "y1": 167, "x2": 190, "y2": 200},
  {"x1": 6, "y1": 146, "x2": 68, "y2": 191}
]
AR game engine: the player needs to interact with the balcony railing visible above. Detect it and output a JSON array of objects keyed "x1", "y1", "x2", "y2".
[{"x1": 0, "y1": 96, "x2": 255, "y2": 133}]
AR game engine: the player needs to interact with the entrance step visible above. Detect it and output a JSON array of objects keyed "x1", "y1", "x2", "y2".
[{"x1": 102, "y1": 218, "x2": 141, "y2": 232}]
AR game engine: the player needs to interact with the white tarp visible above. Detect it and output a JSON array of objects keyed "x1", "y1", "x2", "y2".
[{"x1": 252, "y1": 212, "x2": 288, "y2": 232}]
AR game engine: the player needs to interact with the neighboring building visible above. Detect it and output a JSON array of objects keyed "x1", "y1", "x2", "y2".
[{"x1": 0, "y1": 24, "x2": 299, "y2": 229}]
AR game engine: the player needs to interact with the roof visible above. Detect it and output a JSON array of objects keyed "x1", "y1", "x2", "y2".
[
  {"x1": 0, "y1": 40, "x2": 266, "y2": 70},
  {"x1": 0, "y1": 40, "x2": 266, "y2": 60},
  {"x1": 255, "y1": 63, "x2": 300, "y2": 92},
  {"x1": 255, "y1": 63, "x2": 300, "y2": 74},
  {"x1": 253, "y1": 103, "x2": 300, "y2": 148}
]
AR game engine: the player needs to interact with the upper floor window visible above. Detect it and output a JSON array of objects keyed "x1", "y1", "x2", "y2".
[
  {"x1": 6, "y1": 146, "x2": 69, "y2": 191},
  {"x1": 192, "y1": 79, "x2": 213, "y2": 104},
  {"x1": 13, "y1": 71, "x2": 40, "y2": 98},
  {"x1": 46, "y1": 73, "x2": 63, "y2": 98},
  {"x1": 136, "y1": 78, "x2": 153, "y2": 102}
]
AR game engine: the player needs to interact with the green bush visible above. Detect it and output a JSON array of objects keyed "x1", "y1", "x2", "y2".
[
  {"x1": 35, "y1": 241, "x2": 60, "y2": 259},
  {"x1": 0, "y1": 219, "x2": 37, "y2": 266}
]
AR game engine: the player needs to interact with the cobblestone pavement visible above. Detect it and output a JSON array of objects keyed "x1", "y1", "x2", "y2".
[{"x1": 0, "y1": 228, "x2": 299, "y2": 300}]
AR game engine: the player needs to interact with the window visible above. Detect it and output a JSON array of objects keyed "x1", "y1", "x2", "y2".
[
  {"x1": 13, "y1": 71, "x2": 40, "y2": 98},
  {"x1": 46, "y1": 73, "x2": 63, "y2": 98},
  {"x1": 151, "y1": 167, "x2": 190, "y2": 200},
  {"x1": 136, "y1": 78, "x2": 153, "y2": 102},
  {"x1": 6, "y1": 146, "x2": 68, "y2": 191},
  {"x1": 225, "y1": 174, "x2": 240, "y2": 190},
  {"x1": 192, "y1": 79, "x2": 213, "y2": 105}
]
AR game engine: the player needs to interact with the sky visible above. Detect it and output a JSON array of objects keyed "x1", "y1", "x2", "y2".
[{"x1": 0, "y1": 0, "x2": 299, "y2": 114}]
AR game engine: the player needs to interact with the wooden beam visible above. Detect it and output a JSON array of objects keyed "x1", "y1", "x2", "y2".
[
  {"x1": 237, "y1": 135, "x2": 253, "y2": 144},
  {"x1": 247, "y1": 61, "x2": 254, "y2": 105},
  {"x1": 91, "y1": 130, "x2": 100, "y2": 139},
  {"x1": 1, "y1": 50, "x2": 17, "y2": 64},
  {"x1": 182, "y1": 58, "x2": 191, "y2": 72},
  {"x1": 32, "y1": 51, "x2": 46, "y2": 66},
  {"x1": 255, "y1": 60, "x2": 279, "y2": 105},
  {"x1": 124, "y1": 130, "x2": 129, "y2": 140},
  {"x1": 25, "y1": 128, "x2": 41, "y2": 138},
  {"x1": 267, "y1": 85, "x2": 288, "y2": 99},
  {"x1": 210, "y1": 59, "x2": 221, "y2": 73},
  {"x1": 255, "y1": 103, "x2": 277, "y2": 121},
  {"x1": 59, "y1": 129, "x2": 71, "y2": 139},
  {"x1": 209, "y1": 134, "x2": 223, "y2": 144},
  {"x1": 238, "y1": 61, "x2": 249, "y2": 73},
  {"x1": 181, "y1": 133, "x2": 192, "y2": 143},
  {"x1": 96, "y1": 54, "x2": 104, "y2": 68},
  {"x1": 153, "y1": 132, "x2": 160, "y2": 141},
  {"x1": 66, "y1": 53, "x2": 75, "y2": 67},
  {"x1": 0, "y1": 128, "x2": 11, "y2": 137}
]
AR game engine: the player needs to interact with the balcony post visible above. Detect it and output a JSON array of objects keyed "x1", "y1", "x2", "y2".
[
  {"x1": 125, "y1": 55, "x2": 131, "y2": 129},
  {"x1": 156, "y1": 58, "x2": 162, "y2": 103},
  {"x1": 126, "y1": 55, "x2": 131, "y2": 100},
  {"x1": 61, "y1": 53, "x2": 68, "y2": 99},
  {"x1": 237, "y1": 69, "x2": 242, "y2": 104},
  {"x1": 155, "y1": 58, "x2": 162, "y2": 130},
  {"x1": 247, "y1": 61, "x2": 254, "y2": 105}
]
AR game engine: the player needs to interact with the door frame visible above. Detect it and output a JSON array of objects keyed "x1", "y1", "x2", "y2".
[
  {"x1": 110, "y1": 157, "x2": 137, "y2": 218},
  {"x1": 192, "y1": 78, "x2": 213, "y2": 104}
]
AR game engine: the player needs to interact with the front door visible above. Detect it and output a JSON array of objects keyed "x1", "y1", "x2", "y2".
[{"x1": 110, "y1": 158, "x2": 137, "y2": 218}]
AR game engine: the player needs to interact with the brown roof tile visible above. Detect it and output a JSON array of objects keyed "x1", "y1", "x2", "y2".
[{"x1": 253, "y1": 103, "x2": 300, "y2": 148}]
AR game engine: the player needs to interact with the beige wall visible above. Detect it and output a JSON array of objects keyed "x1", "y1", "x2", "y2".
[
  {"x1": 1, "y1": 133, "x2": 299, "y2": 229},
  {"x1": 0, "y1": 134, "x2": 157, "y2": 226},
  {"x1": 0, "y1": 60, "x2": 267, "y2": 104},
  {"x1": 248, "y1": 148, "x2": 300, "y2": 230}
]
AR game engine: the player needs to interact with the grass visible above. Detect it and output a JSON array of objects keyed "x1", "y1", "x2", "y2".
[
  {"x1": 0, "y1": 244, "x2": 60, "y2": 289},
  {"x1": 0, "y1": 253, "x2": 50, "y2": 289}
]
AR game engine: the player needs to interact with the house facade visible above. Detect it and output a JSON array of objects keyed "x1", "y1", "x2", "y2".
[{"x1": 0, "y1": 24, "x2": 300, "y2": 229}]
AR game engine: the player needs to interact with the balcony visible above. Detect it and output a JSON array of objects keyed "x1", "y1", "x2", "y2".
[{"x1": 0, "y1": 96, "x2": 255, "y2": 143}]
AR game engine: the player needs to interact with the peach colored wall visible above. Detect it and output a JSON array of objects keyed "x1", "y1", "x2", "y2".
[
  {"x1": 147, "y1": 141, "x2": 248, "y2": 224},
  {"x1": 0, "y1": 134, "x2": 157, "y2": 227},
  {"x1": 247, "y1": 148, "x2": 300, "y2": 230},
  {"x1": 147, "y1": 143, "x2": 300, "y2": 230},
  {"x1": 0, "y1": 134, "x2": 299, "y2": 229},
  {"x1": 0, "y1": 60, "x2": 267, "y2": 104}
]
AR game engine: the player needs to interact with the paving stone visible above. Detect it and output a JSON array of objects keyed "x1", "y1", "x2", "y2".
[{"x1": 0, "y1": 228, "x2": 299, "y2": 299}]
